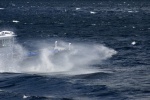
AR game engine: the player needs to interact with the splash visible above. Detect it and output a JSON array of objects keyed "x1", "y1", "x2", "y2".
[{"x1": 0, "y1": 41, "x2": 117, "y2": 75}]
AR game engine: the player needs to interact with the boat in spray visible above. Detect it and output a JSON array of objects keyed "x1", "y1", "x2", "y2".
[
  {"x1": 0, "y1": 31, "x2": 71, "y2": 58},
  {"x1": 0, "y1": 31, "x2": 16, "y2": 58}
]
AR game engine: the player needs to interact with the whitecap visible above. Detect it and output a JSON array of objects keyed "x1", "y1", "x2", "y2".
[
  {"x1": 0, "y1": 8, "x2": 4, "y2": 10},
  {"x1": 76, "y1": 8, "x2": 81, "y2": 10},
  {"x1": 91, "y1": 24, "x2": 96, "y2": 26},
  {"x1": 132, "y1": 26, "x2": 135, "y2": 28},
  {"x1": 128, "y1": 10, "x2": 133, "y2": 13},
  {"x1": 0, "y1": 89, "x2": 3, "y2": 92},
  {"x1": 90, "y1": 11, "x2": 96, "y2": 14},
  {"x1": 23, "y1": 95, "x2": 29, "y2": 99},
  {"x1": 12, "y1": 20, "x2": 19, "y2": 23},
  {"x1": 131, "y1": 41, "x2": 136, "y2": 45}
]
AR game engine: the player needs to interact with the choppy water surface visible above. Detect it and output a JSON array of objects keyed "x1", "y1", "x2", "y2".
[{"x1": 0, "y1": 0, "x2": 150, "y2": 100}]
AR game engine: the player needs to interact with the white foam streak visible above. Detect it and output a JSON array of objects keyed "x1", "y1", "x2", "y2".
[
  {"x1": 76, "y1": 8, "x2": 81, "y2": 10},
  {"x1": 90, "y1": 11, "x2": 96, "y2": 14},
  {"x1": 23, "y1": 95, "x2": 29, "y2": 99},
  {"x1": 12, "y1": 20, "x2": 19, "y2": 23},
  {"x1": 0, "y1": 8, "x2": 4, "y2": 10}
]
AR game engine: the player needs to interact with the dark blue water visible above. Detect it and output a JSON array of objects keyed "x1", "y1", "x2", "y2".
[{"x1": 0, "y1": 0, "x2": 150, "y2": 100}]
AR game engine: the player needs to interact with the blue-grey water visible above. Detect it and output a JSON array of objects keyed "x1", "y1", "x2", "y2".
[{"x1": 0, "y1": 0, "x2": 150, "y2": 100}]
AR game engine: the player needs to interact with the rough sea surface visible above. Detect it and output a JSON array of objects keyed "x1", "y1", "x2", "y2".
[{"x1": 0, "y1": 0, "x2": 150, "y2": 100}]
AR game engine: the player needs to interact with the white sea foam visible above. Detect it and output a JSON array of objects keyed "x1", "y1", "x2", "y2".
[
  {"x1": 0, "y1": 89, "x2": 3, "y2": 92},
  {"x1": 23, "y1": 95, "x2": 30, "y2": 99},
  {"x1": 0, "y1": 40, "x2": 117, "y2": 75},
  {"x1": 12, "y1": 20, "x2": 19, "y2": 23},
  {"x1": 76, "y1": 8, "x2": 81, "y2": 10},
  {"x1": 90, "y1": 11, "x2": 96, "y2": 14},
  {"x1": 91, "y1": 24, "x2": 96, "y2": 26},
  {"x1": 131, "y1": 41, "x2": 136, "y2": 45},
  {"x1": 0, "y1": 8, "x2": 4, "y2": 10}
]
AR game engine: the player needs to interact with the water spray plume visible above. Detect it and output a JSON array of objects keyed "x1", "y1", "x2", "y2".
[{"x1": 0, "y1": 40, "x2": 117, "y2": 75}]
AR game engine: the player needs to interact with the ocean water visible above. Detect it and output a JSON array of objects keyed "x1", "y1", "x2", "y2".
[{"x1": 0, "y1": 0, "x2": 150, "y2": 100}]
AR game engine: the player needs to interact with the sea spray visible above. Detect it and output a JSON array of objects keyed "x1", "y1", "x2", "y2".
[
  {"x1": 0, "y1": 43, "x2": 26, "y2": 72},
  {"x1": 0, "y1": 41, "x2": 117, "y2": 75}
]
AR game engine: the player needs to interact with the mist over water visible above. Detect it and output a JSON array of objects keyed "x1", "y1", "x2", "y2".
[
  {"x1": 0, "y1": 40, "x2": 117, "y2": 75},
  {"x1": 0, "y1": 42, "x2": 26, "y2": 72}
]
